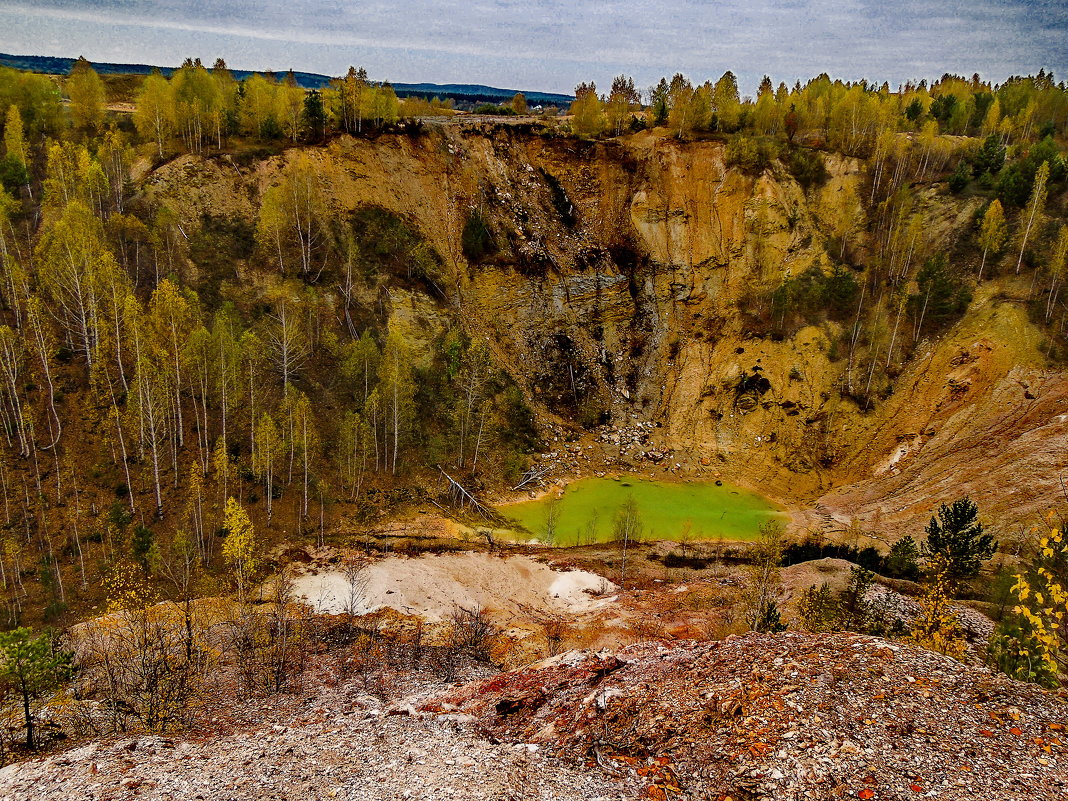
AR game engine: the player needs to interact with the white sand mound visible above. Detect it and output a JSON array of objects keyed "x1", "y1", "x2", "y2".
[{"x1": 292, "y1": 552, "x2": 615, "y2": 623}]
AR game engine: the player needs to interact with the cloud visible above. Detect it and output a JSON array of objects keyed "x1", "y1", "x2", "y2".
[{"x1": 1, "y1": 0, "x2": 1064, "y2": 94}]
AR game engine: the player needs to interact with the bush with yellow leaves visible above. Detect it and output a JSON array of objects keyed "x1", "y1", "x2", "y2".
[
  {"x1": 989, "y1": 523, "x2": 1066, "y2": 687},
  {"x1": 910, "y1": 556, "x2": 967, "y2": 660}
]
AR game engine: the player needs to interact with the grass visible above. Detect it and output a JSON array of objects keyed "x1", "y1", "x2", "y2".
[{"x1": 500, "y1": 475, "x2": 785, "y2": 545}]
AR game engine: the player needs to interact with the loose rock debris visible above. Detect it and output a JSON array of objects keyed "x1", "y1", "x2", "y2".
[
  {"x1": 2, "y1": 631, "x2": 1066, "y2": 801},
  {"x1": 0, "y1": 677, "x2": 636, "y2": 801},
  {"x1": 433, "y1": 632, "x2": 1068, "y2": 800}
]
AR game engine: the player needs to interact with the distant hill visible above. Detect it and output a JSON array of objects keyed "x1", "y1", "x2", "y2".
[{"x1": 0, "y1": 53, "x2": 573, "y2": 106}]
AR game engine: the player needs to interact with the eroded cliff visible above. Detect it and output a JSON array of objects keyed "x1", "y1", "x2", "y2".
[{"x1": 143, "y1": 123, "x2": 1068, "y2": 537}]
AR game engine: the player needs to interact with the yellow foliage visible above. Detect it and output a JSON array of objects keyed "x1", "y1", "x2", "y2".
[
  {"x1": 103, "y1": 560, "x2": 156, "y2": 613},
  {"x1": 222, "y1": 497, "x2": 256, "y2": 599},
  {"x1": 910, "y1": 559, "x2": 967, "y2": 660},
  {"x1": 1009, "y1": 525, "x2": 1067, "y2": 680}
]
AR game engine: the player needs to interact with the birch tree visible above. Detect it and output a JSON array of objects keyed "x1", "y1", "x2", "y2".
[
  {"x1": 377, "y1": 328, "x2": 414, "y2": 475},
  {"x1": 25, "y1": 300, "x2": 62, "y2": 449},
  {"x1": 134, "y1": 71, "x2": 175, "y2": 159},
  {"x1": 211, "y1": 307, "x2": 243, "y2": 444},
  {"x1": 262, "y1": 294, "x2": 309, "y2": 387},
  {"x1": 455, "y1": 338, "x2": 491, "y2": 470},
  {"x1": 1016, "y1": 161, "x2": 1049, "y2": 275},
  {"x1": 977, "y1": 199, "x2": 1007, "y2": 281},
  {"x1": 1045, "y1": 225, "x2": 1068, "y2": 324},
  {"x1": 35, "y1": 200, "x2": 113, "y2": 371},
  {"x1": 253, "y1": 413, "x2": 282, "y2": 523},
  {"x1": 338, "y1": 409, "x2": 371, "y2": 498},
  {"x1": 255, "y1": 155, "x2": 330, "y2": 278},
  {"x1": 147, "y1": 278, "x2": 197, "y2": 448},
  {"x1": 3, "y1": 106, "x2": 30, "y2": 199},
  {"x1": 130, "y1": 355, "x2": 170, "y2": 515},
  {"x1": 67, "y1": 57, "x2": 105, "y2": 134},
  {"x1": 222, "y1": 497, "x2": 256, "y2": 602},
  {"x1": 0, "y1": 326, "x2": 29, "y2": 456}
]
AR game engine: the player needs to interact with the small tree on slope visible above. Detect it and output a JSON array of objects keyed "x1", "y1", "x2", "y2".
[
  {"x1": 0, "y1": 628, "x2": 72, "y2": 749},
  {"x1": 921, "y1": 497, "x2": 997, "y2": 582}
]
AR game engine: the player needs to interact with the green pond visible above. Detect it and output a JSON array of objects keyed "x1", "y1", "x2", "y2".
[{"x1": 500, "y1": 476, "x2": 785, "y2": 545}]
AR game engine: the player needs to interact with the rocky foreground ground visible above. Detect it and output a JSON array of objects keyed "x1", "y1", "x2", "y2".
[
  {"x1": 1, "y1": 632, "x2": 1066, "y2": 800},
  {"x1": 438, "y1": 632, "x2": 1068, "y2": 800},
  {"x1": 0, "y1": 667, "x2": 638, "y2": 801}
]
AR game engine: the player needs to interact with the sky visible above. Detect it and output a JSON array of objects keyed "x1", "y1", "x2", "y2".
[{"x1": 0, "y1": 0, "x2": 1065, "y2": 96}]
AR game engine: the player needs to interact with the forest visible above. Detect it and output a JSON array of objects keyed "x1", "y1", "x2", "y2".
[
  {"x1": 0, "y1": 53, "x2": 1063, "y2": 642},
  {"x1": 0, "y1": 57, "x2": 545, "y2": 631}
]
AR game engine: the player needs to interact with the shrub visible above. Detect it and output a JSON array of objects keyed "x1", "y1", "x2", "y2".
[
  {"x1": 798, "y1": 583, "x2": 839, "y2": 631},
  {"x1": 909, "y1": 255, "x2": 971, "y2": 338},
  {"x1": 988, "y1": 617, "x2": 1058, "y2": 687},
  {"x1": 786, "y1": 147, "x2": 829, "y2": 189},
  {"x1": 725, "y1": 135, "x2": 778, "y2": 174},
  {"x1": 461, "y1": 210, "x2": 496, "y2": 264},
  {"x1": 448, "y1": 604, "x2": 498, "y2": 661},
  {"x1": 948, "y1": 160, "x2": 971, "y2": 193},
  {"x1": 539, "y1": 169, "x2": 576, "y2": 227},
  {"x1": 769, "y1": 264, "x2": 860, "y2": 336},
  {"x1": 781, "y1": 535, "x2": 883, "y2": 572},
  {"x1": 349, "y1": 206, "x2": 442, "y2": 287},
  {"x1": 910, "y1": 559, "x2": 967, "y2": 659},
  {"x1": 885, "y1": 535, "x2": 921, "y2": 580},
  {"x1": 473, "y1": 103, "x2": 516, "y2": 116},
  {"x1": 751, "y1": 599, "x2": 787, "y2": 633},
  {"x1": 798, "y1": 566, "x2": 904, "y2": 636},
  {"x1": 988, "y1": 524, "x2": 1068, "y2": 687}
]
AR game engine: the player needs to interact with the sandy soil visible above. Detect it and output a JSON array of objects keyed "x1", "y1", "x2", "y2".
[{"x1": 292, "y1": 552, "x2": 616, "y2": 623}]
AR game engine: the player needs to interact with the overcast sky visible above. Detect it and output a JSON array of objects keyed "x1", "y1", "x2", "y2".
[{"x1": 1, "y1": 0, "x2": 1065, "y2": 95}]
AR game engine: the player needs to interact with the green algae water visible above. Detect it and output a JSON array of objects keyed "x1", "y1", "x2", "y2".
[{"x1": 500, "y1": 476, "x2": 784, "y2": 545}]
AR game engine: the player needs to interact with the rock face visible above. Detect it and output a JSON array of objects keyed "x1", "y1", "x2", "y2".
[
  {"x1": 148, "y1": 126, "x2": 1068, "y2": 535},
  {"x1": 434, "y1": 632, "x2": 1068, "y2": 800}
]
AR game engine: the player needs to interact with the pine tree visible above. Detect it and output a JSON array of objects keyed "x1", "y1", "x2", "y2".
[
  {"x1": 0, "y1": 628, "x2": 72, "y2": 749},
  {"x1": 301, "y1": 90, "x2": 326, "y2": 141},
  {"x1": 922, "y1": 497, "x2": 997, "y2": 581},
  {"x1": 648, "y1": 78, "x2": 669, "y2": 127}
]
